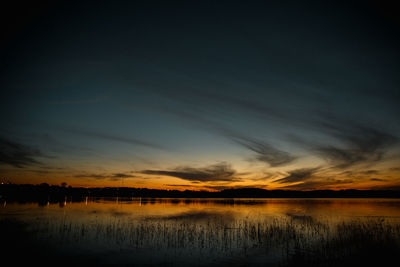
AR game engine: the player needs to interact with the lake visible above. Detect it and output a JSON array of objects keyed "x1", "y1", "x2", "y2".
[{"x1": 1, "y1": 198, "x2": 400, "y2": 266}]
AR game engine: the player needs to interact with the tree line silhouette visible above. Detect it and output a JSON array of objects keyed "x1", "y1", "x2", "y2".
[{"x1": 1, "y1": 183, "x2": 399, "y2": 203}]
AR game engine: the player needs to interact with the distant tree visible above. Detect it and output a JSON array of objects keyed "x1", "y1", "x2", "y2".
[{"x1": 61, "y1": 182, "x2": 67, "y2": 188}]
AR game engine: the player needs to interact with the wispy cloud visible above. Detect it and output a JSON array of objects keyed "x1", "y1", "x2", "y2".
[
  {"x1": 112, "y1": 173, "x2": 136, "y2": 178},
  {"x1": 58, "y1": 127, "x2": 166, "y2": 150},
  {"x1": 279, "y1": 178, "x2": 355, "y2": 190},
  {"x1": 163, "y1": 108, "x2": 297, "y2": 167},
  {"x1": 141, "y1": 162, "x2": 240, "y2": 183},
  {"x1": 370, "y1": 178, "x2": 387, "y2": 182},
  {"x1": 203, "y1": 184, "x2": 268, "y2": 191},
  {"x1": 74, "y1": 174, "x2": 108, "y2": 179},
  {"x1": 49, "y1": 95, "x2": 108, "y2": 105},
  {"x1": 361, "y1": 170, "x2": 380, "y2": 175},
  {"x1": 0, "y1": 137, "x2": 43, "y2": 168},
  {"x1": 74, "y1": 172, "x2": 136, "y2": 180},
  {"x1": 274, "y1": 167, "x2": 319, "y2": 184},
  {"x1": 230, "y1": 136, "x2": 297, "y2": 167},
  {"x1": 291, "y1": 115, "x2": 398, "y2": 169},
  {"x1": 163, "y1": 86, "x2": 398, "y2": 173}
]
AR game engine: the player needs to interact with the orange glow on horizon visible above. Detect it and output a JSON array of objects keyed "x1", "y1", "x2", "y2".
[{"x1": 1, "y1": 165, "x2": 399, "y2": 191}]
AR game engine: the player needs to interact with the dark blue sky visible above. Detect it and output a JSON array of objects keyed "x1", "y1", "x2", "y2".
[{"x1": 1, "y1": 1, "x2": 399, "y2": 189}]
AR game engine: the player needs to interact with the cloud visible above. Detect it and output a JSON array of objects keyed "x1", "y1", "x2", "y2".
[
  {"x1": 279, "y1": 178, "x2": 355, "y2": 190},
  {"x1": 74, "y1": 173, "x2": 108, "y2": 179},
  {"x1": 74, "y1": 172, "x2": 136, "y2": 180},
  {"x1": 164, "y1": 184, "x2": 195, "y2": 187},
  {"x1": 175, "y1": 92, "x2": 398, "y2": 171},
  {"x1": 361, "y1": 170, "x2": 380, "y2": 175},
  {"x1": 292, "y1": 115, "x2": 398, "y2": 169},
  {"x1": 231, "y1": 136, "x2": 297, "y2": 167},
  {"x1": 203, "y1": 184, "x2": 268, "y2": 191},
  {"x1": 140, "y1": 162, "x2": 240, "y2": 182},
  {"x1": 49, "y1": 95, "x2": 108, "y2": 105},
  {"x1": 248, "y1": 172, "x2": 281, "y2": 181},
  {"x1": 321, "y1": 117, "x2": 397, "y2": 168},
  {"x1": 112, "y1": 173, "x2": 136, "y2": 178},
  {"x1": 0, "y1": 137, "x2": 43, "y2": 168},
  {"x1": 161, "y1": 105, "x2": 297, "y2": 167},
  {"x1": 370, "y1": 178, "x2": 387, "y2": 182},
  {"x1": 220, "y1": 125, "x2": 298, "y2": 167},
  {"x1": 61, "y1": 127, "x2": 166, "y2": 150},
  {"x1": 274, "y1": 167, "x2": 319, "y2": 184},
  {"x1": 163, "y1": 184, "x2": 268, "y2": 191},
  {"x1": 159, "y1": 79, "x2": 398, "y2": 174},
  {"x1": 196, "y1": 91, "x2": 287, "y2": 121}
]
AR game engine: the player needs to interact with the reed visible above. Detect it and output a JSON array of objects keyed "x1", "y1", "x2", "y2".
[{"x1": 8, "y1": 213, "x2": 397, "y2": 266}]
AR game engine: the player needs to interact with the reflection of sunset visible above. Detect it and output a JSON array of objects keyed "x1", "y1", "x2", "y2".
[
  {"x1": 2, "y1": 198, "x2": 400, "y2": 265},
  {"x1": 1, "y1": 1, "x2": 399, "y2": 266}
]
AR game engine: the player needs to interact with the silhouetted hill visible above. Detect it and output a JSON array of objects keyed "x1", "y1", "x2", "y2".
[{"x1": 1, "y1": 183, "x2": 400, "y2": 203}]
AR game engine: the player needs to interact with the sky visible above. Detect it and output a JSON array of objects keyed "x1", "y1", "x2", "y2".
[{"x1": 1, "y1": 0, "x2": 399, "y2": 190}]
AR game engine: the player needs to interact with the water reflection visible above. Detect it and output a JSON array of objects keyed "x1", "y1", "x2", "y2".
[{"x1": 1, "y1": 198, "x2": 400, "y2": 266}]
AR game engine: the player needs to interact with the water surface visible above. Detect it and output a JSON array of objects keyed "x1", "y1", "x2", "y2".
[{"x1": 1, "y1": 198, "x2": 400, "y2": 266}]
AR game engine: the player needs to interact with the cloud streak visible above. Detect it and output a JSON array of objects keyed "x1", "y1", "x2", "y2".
[
  {"x1": 141, "y1": 162, "x2": 240, "y2": 183},
  {"x1": 160, "y1": 94, "x2": 297, "y2": 167},
  {"x1": 74, "y1": 172, "x2": 136, "y2": 180},
  {"x1": 313, "y1": 118, "x2": 398, "y2": 169},
  {"x1": 164, "y1": 87, "x2": 398, "y2": 173},
  {"x1": 274, "y1": 167, "x2": 319, "y2": 184},
  {"x1": 61, "y1": 127, "x2": 166, "y2": 150},
  {"x1": 289, "y1": 114, "x2": 398, "y2": 170},
  {"x1": 0, "y1": 137, "x2": 43, "y2": 168},
  {"x1": 231, "y1": 136, "x2": 297, "y2": 167},
  {"x1": 279, "y1": 179, "x2": 355, "y2": 190}
]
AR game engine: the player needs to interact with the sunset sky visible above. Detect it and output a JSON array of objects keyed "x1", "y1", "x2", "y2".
[{"x1": 1, "y1": 1, "x2": 399, "y2": 190}]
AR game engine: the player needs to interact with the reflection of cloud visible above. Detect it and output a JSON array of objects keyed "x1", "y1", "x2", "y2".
[
  {"x1": 0, "y1": 137, "x2": 43, "y2": 168},
  {"x1": 274, "y1": 167, "x2": 319, "y2": 184},
  {"x1": 141, "y1": 162, "x2": 239, "y2": 183},
  {"x1": 286, "y1": 213, "x2": 314, "y2": 223},
  {"x1": 145, "y1": 210, "x2": 233, "y2": 221}
]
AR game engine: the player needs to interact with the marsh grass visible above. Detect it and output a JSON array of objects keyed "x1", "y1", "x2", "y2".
[
  {"x1": 3, "y1": 212, "x2": 396, "y2": 266},
  {"x1": 2, "y1": 199, "x2": 400, "y2": 266}
]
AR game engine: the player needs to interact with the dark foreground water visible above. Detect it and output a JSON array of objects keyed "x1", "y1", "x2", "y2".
[{"x1": 1, "y1": 198, "x2": 400, "y2": 266}]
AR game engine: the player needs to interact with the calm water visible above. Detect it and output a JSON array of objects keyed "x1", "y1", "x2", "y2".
[{"x1": 1, "y1": 198, "x2": 400, "y2": 266}]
